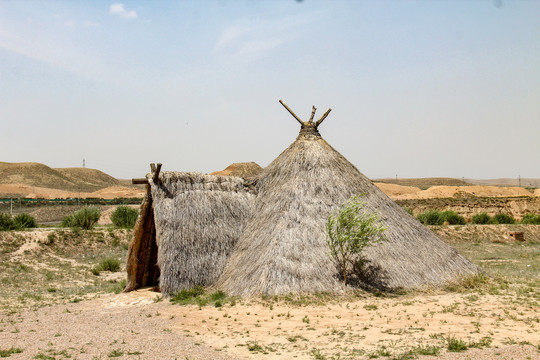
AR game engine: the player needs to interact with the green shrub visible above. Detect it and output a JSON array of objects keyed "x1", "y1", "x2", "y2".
[
  {"x1": 0, "y1": 213, "x2": 14, "y2": 231},
  {"x1": 471, "y1": 212, "x2": 491, "y2": 224},
  {"x1": 417, "y1": 210, "x2": 444, "y2": 225},
  {"x1": 61, "y1": 214, "x2": 74, "y2": 228},
  {"x1": 521, "y1": 214, "x2": 540, "y2": 225},
  {"x1": 326, "y1": 194, "x2": 387, "y2": 285},
  {"x1": 13, "y1": 213, "x2": 37, "y2": 229},
  {"x1": 446, "y1": 336, "x2": 468, "y2": 352},
  {"x1": 98, "y1": 258, "x2": 120, "y2": 272},
  {"x1": 440, "y1": 211, "x2": 466, "y2": 225},
  {"x1": 492, "y1": 213, "x2": 516, "y2": 224},
  {"x1": 111, "y1": 206, "x2": 138, "y2": 228},
  {"x1": 62, "y1": 207, "x2": 101, "y2": 230}
]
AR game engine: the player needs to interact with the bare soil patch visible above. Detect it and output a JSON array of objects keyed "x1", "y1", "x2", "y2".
[{"x1": 0, "y1": 227, "x2": 539, "y2": 359}]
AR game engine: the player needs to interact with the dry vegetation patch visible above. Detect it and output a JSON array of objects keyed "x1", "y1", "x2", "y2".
[
  {"x1": 0, "y1": 229, "x2": 131, "y2": 312},
  {"x1": 0, "y1": 227, "x2": 539, "y2": 359}
]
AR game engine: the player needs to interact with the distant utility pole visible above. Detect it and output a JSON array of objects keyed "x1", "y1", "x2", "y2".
[
  {"x1": 518, "y1": 175, "x2": 521, "y2": 187},
  {"x1": 83, "y1": 158, "x2": 85, "y2": 168},
  {"x1": 395, "y1": 174, "x2": 398, "y2": 182}
]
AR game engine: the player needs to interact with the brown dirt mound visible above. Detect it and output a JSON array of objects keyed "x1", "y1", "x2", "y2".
[
  {"x1": 89, "y1": 186, "x2": 145, "y2": 199},
  {"x1": 0, "y1": 184, "x2": 144, "y2": 199},
  {"x1": 374, "y1": 177, "x2": 468, "y2": 188},
  {"x1": 396, "y1": 197, "x2": 540, "y2": 220},
  {"x1": 55, "y1": 167, "x2": 119, "y2": 189},
  {"x1": 210, "y1": 162, "x2": 262, "y2": 179},
  {"x1": 0, "y1": 162, "x2": 119, "y2": 192},
  {"x1": 391, "y1": 185, "x2": 533, "y2": 200},
  {"x1": 374, "y1": 183, "x2": 422, "y2": 197},
  {"x1": 535, "y1": 188, "x2": 540, "y2": 197}
]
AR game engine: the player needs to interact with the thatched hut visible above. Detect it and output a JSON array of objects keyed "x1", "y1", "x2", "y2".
[
  {"x1": 217, "y1": 101, "x2": 480, "y2": 296},
  {"x1": 125, "y1": 171, "x2": 254, "y2": 296}
]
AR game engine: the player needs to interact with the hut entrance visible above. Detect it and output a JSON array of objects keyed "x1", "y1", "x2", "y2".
[{"x1": 125, "y1": 186, "x2": 161, "y2": 292}]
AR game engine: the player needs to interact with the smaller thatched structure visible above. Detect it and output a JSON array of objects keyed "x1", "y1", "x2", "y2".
[{"x1": 126, "y1": 170, "x2": 254, "y2": 296}]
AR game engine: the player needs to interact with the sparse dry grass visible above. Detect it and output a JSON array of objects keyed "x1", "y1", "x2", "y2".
[
  {"x1": 0, "y1": 226, "x2": 539, "y2": 359},
  {"x1": 0, "y1": 228, "x2": 130, "y2": 312}
]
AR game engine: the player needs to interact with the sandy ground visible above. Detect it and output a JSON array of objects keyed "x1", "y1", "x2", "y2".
[{"x1": 1, "y1": 288, "x2": 539, "y2": 360}]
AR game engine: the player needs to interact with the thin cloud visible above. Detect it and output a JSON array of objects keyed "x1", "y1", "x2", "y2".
[
  {"x1": 109, "y1": 3, "x2": 137, "y2": 19},
  {"x1": 214, "y1": 11, "x2": 321, "y2": 62}
]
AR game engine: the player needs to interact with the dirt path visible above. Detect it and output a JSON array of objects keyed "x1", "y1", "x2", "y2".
[{"x1": 1, "y1": 288, "x2": 538, "y2": 360}]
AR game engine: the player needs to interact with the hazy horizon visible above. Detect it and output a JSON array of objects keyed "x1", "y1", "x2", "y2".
[{"x1": 1, "y1": 1, "x2": 539, "y2": 179}]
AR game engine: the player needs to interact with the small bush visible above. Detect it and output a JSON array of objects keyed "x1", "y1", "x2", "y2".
[
  {"x1": 446, "y1": 336, "x2": 468, "y2": 352},
  {"x1": 0, "y1": 213, "x2": 14, "y2": 231},
  {"x1": 111, "y1": 206, "x2": 138, "y2": 228},
  {"x1": 492, "y1": 213, "x2": 516, "y2": 224},
  {"x1": 417, "y1": 210, "x2": 444, "y2": 225},
  {"x1": 326, "y1": 194, "x2": 387, "y2": 285},
  {"x1": 440, "y1": 211, "x2": 466, "y2": 225},
  {"x1": 62, "y1": 207, "x2": 101, "y2": 230},
  {"x1": 471, "y1": 212, "x2": 491, "y2": 224},
  {"x1": 13, "y1": 213, "x2": 37, "y2": 229},
  {"x1": 98, "y1": 258, "x2": 120, "y2": 272},
  {"x1": 521, "y1": 214, "x2": 540, "y2": 225}
]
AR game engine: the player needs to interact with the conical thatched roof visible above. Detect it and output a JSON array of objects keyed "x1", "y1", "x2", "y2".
[
  {"x1": 126, "y1": 171, "x2": 254, "y2": 296},
  {"x1": 217, "y1": 101, "x2": 480, "y2": 297}
]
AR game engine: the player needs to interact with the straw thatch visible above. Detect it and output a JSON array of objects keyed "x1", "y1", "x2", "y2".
[
  {"x1": 217, "y1": 103, "x2": 480, "y2": 297},
  {"x1": 125, "y1": 172, "x2": 254, "y2": 296}
]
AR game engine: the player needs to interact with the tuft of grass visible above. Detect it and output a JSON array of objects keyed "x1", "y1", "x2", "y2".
[
  {"x1": 413, "y1": 345, "x2": 440, "y2": 355},
  {"x1": 170, "y1": 287, "x2": 236, "y2": 308},
  {"x1": 107, "y1": 349, "x2": 123, "y2": 358},
  {"x1": 0, "y1": 347, "x2": 23, "y2": 357},
  {"x1": 443, "y1": 272, "x2": 490, "y2": 292},
  {"x1": 98, "y1": 258, "x2": 121, "y2": 272},
  {"x1": 446, "y1": 336, "x2": 468, "y2": 352},
  {"x1": 170, "y1": 286, "x2": 205, "y2": 305}
]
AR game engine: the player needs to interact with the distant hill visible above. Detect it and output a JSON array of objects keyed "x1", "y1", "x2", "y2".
[
  {"x1": 0, "y1": 162, "x2": 120, "y2": 192},
  {"x1": 373, "y1": 177, "x2": 469, "y2": 189},
  {"x1": 210, "y1": 162, "x2": 263, "y2": 179},
  {"x1": 465, "y1": 178, "x2": 540, "y2": 188}
]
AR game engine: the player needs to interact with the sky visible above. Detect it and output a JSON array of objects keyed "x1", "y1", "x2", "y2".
[{"x1": 1, "y1": 0, "x2": 539, "y2": 180}]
